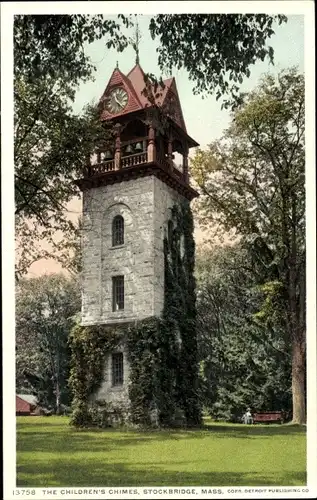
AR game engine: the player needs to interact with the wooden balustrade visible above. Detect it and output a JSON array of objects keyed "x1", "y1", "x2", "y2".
[
  {"x1": 156, "y1": 152, "x2": 171, "y2": 171},
  {"x1": 90, "y1": 159, "x2": 115, "y2": 175},
  {"x1": 173, "y1": 167, "x2": 183, "y2": 180},
  {"x1": 87, "y1": 150, "x2": 187, "y2": 185},
  {"x1": 121, "y1": 152, "x2": 147, "y2": 168}
]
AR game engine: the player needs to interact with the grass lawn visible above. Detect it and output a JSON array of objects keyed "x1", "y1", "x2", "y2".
[{"x1": 16, "y1": 416, "x2": 306, "y2": 487}]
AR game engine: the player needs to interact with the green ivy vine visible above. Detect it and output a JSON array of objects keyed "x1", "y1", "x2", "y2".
[
  {"x1": 69, "y1": 200, "x2": 202, "y2": 428},
  {"x1": 161, "y1": 200, "x2": 202, "y2": 427},
  {"x1": 68, "y1": 323, "x2": 123, "y2": 427}
]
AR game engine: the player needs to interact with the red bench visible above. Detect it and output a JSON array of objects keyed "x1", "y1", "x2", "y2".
[{"x1": 253, "y1": 411, "x2": 284, "y2": 424}]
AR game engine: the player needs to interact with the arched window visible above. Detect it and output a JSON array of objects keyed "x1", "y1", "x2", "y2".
[{"x1": 112, "y1": 215, "x2": 124, "y2": 246}]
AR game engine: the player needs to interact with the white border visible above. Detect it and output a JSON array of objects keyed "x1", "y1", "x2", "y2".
[
  {"x1": 1, "y1": 2, "x2": 316, "y2": 499},
  {"x1": 304, "y1": 0, "x2": 317, "y2": 492},
  {"x1": 2, "y1": 1, "x2": 314, "y2": 15}
]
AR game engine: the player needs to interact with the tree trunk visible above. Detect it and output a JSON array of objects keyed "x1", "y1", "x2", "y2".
[
  {"x1": 287, "y1": 217, "x2": 306, "y2": 425},
  {"x1": 55, "y1": 378, "x2": 61, "y2": 415},
  {"x1": 291, "y1": 336, "x2": 306, "y2": 424}
]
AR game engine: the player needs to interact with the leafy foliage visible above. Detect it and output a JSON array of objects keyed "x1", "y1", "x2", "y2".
[
  {"x1": 127, "y1": 318, "x2": 162, "y2": 427},
  {"x1": 196, "y1": 245, "x2": 292, "y2": 421},
  {"x1": 149, "y1": 14, "x2": 287, "y2": 108},
  {"x1": 191, "y1": 67, "x2": 305, "y2": 423},
  {"x1": 68, "y1": 324, "x2": 123, "y2": 427},
  {"x1": 14, "y1": 79, "x2": 112, "y2": 278},
  {"x1": 14, "y1": 15, "x2": 131, "y2": 84},
  {"x1": 162, "y1": 202, "x2": 201, "y2": 426},
  {"x1": 15, "y1": 274, "x2": 81, "y2": 413},
  {"x1": 127, "y1": 202, "x2": 201, "y2": 428},
  {"x1": 14, "y1": 15, "x2": 130, "y2": 277},
  {"x1": 15, "y1": 89, "x2": 114, "y2": 276}
]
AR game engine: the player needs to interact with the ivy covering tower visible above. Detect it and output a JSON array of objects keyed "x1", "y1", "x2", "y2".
[{"x1": 69, "y1": 59, "x2": 202, "y2": 428}]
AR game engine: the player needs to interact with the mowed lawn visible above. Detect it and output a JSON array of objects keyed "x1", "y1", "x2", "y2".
[{"x1": 16, "y1": 416, "x2": 306, "y2": 487}]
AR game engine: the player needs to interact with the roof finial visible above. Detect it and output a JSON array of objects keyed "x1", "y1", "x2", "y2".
[
  {"x1": 116, "y1": 60, "x2": 119, "y2": 69},
  {"x1": 132, "y1": 15, "x2": 141, "y2": 65}
]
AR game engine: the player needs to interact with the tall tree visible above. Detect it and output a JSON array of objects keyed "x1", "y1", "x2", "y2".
[
  {"x1": 15, "y1": 14, "x2": 286, "y2": 97},
  {"x1": 191, "y1": 68, "x2": 305, "y2": 423},
  {"x1": 15, "y1": 274, "x2": 81, "y2": 413},
  {"x1": 196, "y1": 245, "x2": 292, "y2": 421},
  {"x1": 14, "y1": 15, "x2": 131, "y2": 84},
  {"x1": 14, "y1": 82, "x2": 113, "y2": 277}
]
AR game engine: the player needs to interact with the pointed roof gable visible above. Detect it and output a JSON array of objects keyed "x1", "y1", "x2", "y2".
[
  {"x1": 99, "y1": 64, "x2": 187, "y2": 132},
  {"x1": 100, "y1": 67, "x2": 142, "y2": 120},
  {"x1": 127, "y1": 64, "x2": 173, "y2": 108},
  {"x1": 163, "y1": 77, "x2": 187, "y2": 132},
  {"x1": 153, "y1": 77, "x2": 174, "y2": 107},
  {"x1": 126, "y1": 63, "x2": 148, "y2": 107}
]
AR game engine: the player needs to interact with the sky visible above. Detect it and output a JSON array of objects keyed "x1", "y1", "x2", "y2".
[
  {"x1": 26, "y1": 14, "x2": 305, "y2": 277},
  {"x1": 73, "y1": 14, "x2": 305, "y2": 150}
]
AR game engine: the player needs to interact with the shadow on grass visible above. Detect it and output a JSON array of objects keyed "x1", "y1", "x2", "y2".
[
  {"x1": 16, "y1": 459, "x2": 307, "y2": 488},
  {"x1": 202, "y1": 424, "x2": 306, "y2": 437},
  {"x1": 17, "y1": 420, "x2": 306, "y2": 454},
  {"x1": 18, "y1": 418, "x2": 306, "y2": 435},
  {"x1": 17, "y1": 430, "x2": 159, "y2": 453},
  {"x1": 16, "y1": 419, "x2": 306, "y2": 488}
]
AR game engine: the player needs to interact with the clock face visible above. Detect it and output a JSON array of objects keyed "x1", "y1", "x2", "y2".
[{"x1": 105, "y1": 87, "x2": 128, "y2": 114}]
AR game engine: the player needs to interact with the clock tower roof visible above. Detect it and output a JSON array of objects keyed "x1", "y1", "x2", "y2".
[
  {"x1": 100, "y1": 65, "x2": 142, "y2": 118},
  {"x1": 99, "y1": 63, "x2": 187, "y2": 132},
  {"x1": 77, "y1": 63, "x2": 199, "y2": 200}
]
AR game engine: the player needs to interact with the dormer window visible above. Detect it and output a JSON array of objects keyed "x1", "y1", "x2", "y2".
[{"x1": 112, "y1": 215, "x2": 124, "y2": 246}]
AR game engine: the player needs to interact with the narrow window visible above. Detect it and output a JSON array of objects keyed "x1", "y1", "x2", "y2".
[
  {"x1": 112, "y1": 276, "x2": 124, "y2": 311},
  {"x1": 112, "y1": 215, "x2": 124, "y2": 246},
  {"x1": 168, "y1": 220, "x2": 173, "y2": 245},
  {"x1": 112, "y1": 352, "x2": 124, "y2": 386}
]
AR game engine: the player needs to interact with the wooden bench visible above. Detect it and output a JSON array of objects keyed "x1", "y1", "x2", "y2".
[{"x1": 253, "y1": 411, "x2": 284, "y2": 424}]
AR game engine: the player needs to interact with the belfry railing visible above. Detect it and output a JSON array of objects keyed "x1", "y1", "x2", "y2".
[
  {"x1": 88, "y1": 148, "x2": 187, "y2": 184},
  {"x1": 91, "y1": 159, "x2": 115, "y2": 174},
  {"x1": 121, "y1": 151, "x2": 147, "y2": 168}
]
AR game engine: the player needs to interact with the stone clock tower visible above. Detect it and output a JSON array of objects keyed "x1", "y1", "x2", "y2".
[{"x1": 75, "y1": 62, "x2": 199, "y2": 419}]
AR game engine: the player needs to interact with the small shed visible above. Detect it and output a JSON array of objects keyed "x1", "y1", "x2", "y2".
[{"x1": 16, "y1": 394, "x2": 38, "y2": 416}]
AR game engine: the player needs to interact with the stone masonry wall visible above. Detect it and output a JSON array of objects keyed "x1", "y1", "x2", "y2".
[
  {"x1": 82, "y1": 176, "x2": 156, "y2": 325},
  {"x1": 82, "y1": 175, "x2": 187, "y2": 406}
]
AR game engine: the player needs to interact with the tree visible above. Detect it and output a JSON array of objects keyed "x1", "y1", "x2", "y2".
[
  {"x1": 191, "y1": 68, "x2": 305, "y2": 423},
  {"x1": 14, "y1": 15, "x2": 131, "y2": 84},
  {"x1": 14, "y1": 78, "x2": 113, "y2": 277},
  {"x1": 15, "y1": 274, "x2": 81, "y2": 413},
  {"x1": 14, "y1": 15, "x2": 130, "y2": 277},
  {"x1": 150, "y1": 14, "x2": 287, "y2": 108},
  {"x1": 14, "y1": 14, "x2": 288, "y2": 275},
  {"x1": 196, "y1": 245, "x2": 292, "y2": 421}
]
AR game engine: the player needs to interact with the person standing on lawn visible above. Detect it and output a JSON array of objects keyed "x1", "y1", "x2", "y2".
[{"x1": 242, "y1": 408, "x2": 253, "y2": 424}]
